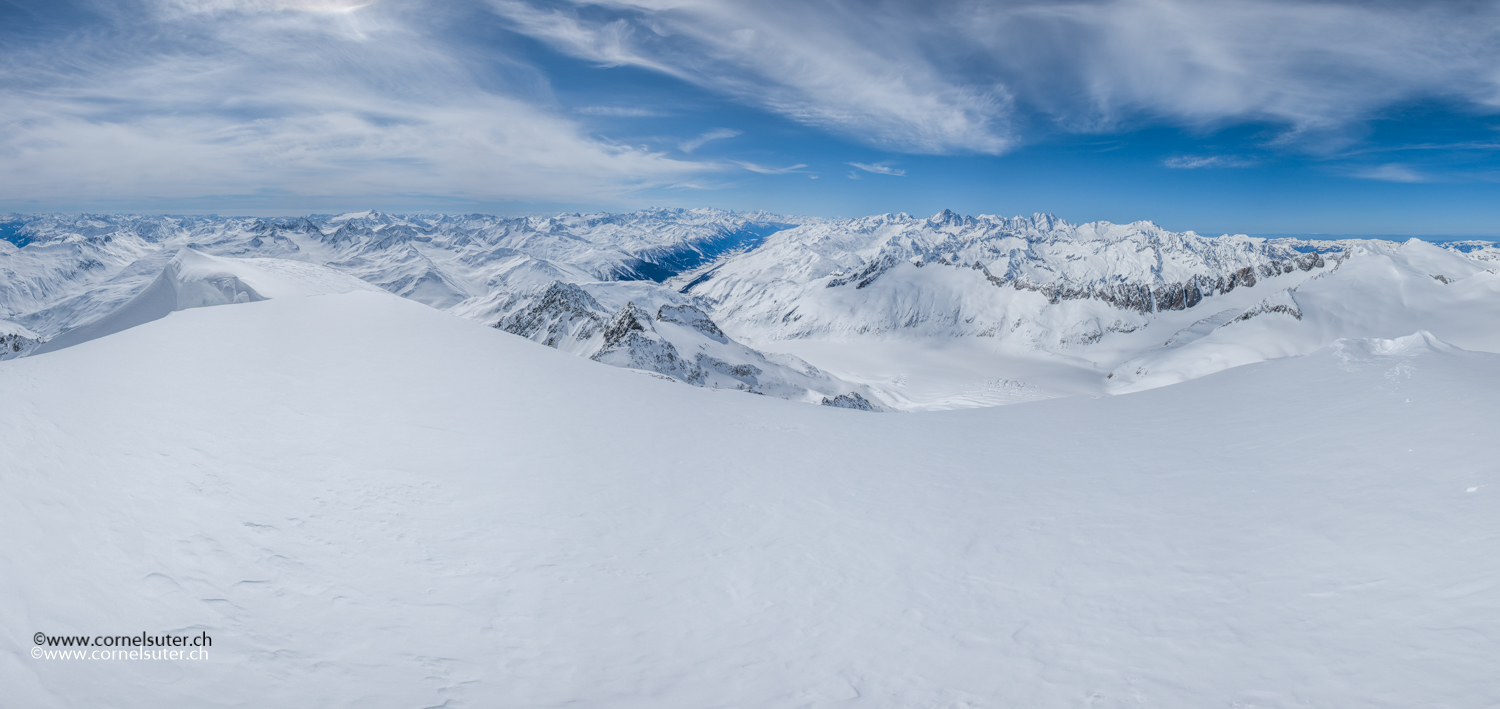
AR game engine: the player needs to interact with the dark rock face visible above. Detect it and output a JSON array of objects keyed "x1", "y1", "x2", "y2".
[
  {"x1": 0, "y1": 332, "x2": 41, "y2": 356},
  {"x1": 820, "y1": 392, "x2": 877, "y2": 411},
  {"x1": 494, "y1": 281, "x2": 606, "y2": 347},
  {"x1": 827, "y1": 253, "x2": 901, "y2": 289},
  {"x1": 839, "y1": 251, "x2": 1326, "y2": 317},
  {"x1": 599, "y1": 301, "x2": 650, "y2": 347},
  {"x1": 1228, "y1": 298, "x2": 1304, "y2": 324},
  {"x1": 492, "y1": 289, "x2": 863, "y2": 404},
  {"x1": 591, "y1": 302, "x2": 705, "y2": 384},
  {"x1": 696, "y1": 353, "x2": 762, "y2": 386}
]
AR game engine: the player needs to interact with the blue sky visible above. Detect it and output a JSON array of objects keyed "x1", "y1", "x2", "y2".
[{"x1": 2, "y1": 0, "x2": 1500, "y2": 236}]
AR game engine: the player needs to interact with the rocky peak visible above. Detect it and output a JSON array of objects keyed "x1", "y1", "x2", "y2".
[{"x1": 656, "y1": 304, "x2": 727, "y2": 343}]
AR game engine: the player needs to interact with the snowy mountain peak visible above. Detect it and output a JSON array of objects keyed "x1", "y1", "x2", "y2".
[
  {"x1": 656, "y1": 304, "x2": 728, "y2": 344},
  {"x1": 329, "y1": 210, "x2": 376, "y2": 222}
]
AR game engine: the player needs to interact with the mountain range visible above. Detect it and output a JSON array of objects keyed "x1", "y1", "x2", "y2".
[
  {"x1": 3, "y1": 209, "x2": 1497, "y2": 410},
  {"x1": 6, "y1": 207, "x2": 1500, "y2": 707}
]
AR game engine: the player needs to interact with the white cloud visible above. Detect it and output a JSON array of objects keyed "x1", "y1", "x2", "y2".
[
  {"x1": 9, "y1": 0, "x2": 1499, "y2": 206},
  {"x1": 488, "y1": 0, "x2": 1015, "y2": 155},
  {"x1": 576, "y1": 106, "x2": 669, "y2": 117},
  {"x1": 490, "y1": 0, "x2": 1500, "y2": 155},
  {"x1": 153, "y1": 0, "x2": 376, "y2": 19},
  {"x1": 730, "y1": 161, "x2": 808, "y2": 175},
  {"x1": 1351, "y1": 164, "x2": 1428, "y2": 183},
  {"x1": 847, "y1": 162, "x2": 906, "y2": 176},
  {"x1": 958, "y1": 0, "x2": 1500, "y2": 146},
  {"x1": 680, "y1": 128, "x2": 741, "y2": 153},
  {"x1": 1163, "y1": 155, "x2": 1255, "y2": 169},
  {"x1": 0, "y1": 0, "x2": 714, "y2": 205}
]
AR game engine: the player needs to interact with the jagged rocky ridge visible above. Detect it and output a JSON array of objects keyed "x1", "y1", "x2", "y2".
[
  {"x1": 828, "y1": 249, "x2": 1325, "y2": 312},
  {"x1": 491, "y1": 285, "x2": 880, "y2": 406},
  {"x1": 493, "y1": 282, "x2": 607, "y2": 354},
  {"x1": 0, "y1": 320, "x2": 42, "y2": 358}
]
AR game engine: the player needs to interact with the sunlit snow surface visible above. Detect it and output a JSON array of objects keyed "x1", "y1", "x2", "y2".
[{"x1": 4, "y1": 286, "x2": 1497, "y2": 707}]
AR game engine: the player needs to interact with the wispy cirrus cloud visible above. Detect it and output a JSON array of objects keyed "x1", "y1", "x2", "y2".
[
  {"x1": 848, "y1": 162, "x2": 906, "y2": 176},
  {"x1": 575, "y1": 105, "x2": 669, "y2": 117},
  {"x1": 680, "y1": 128, "x2": 741, "y2": 153},
  {"x1": 1163, "y1": 155, "x2": 1256, "y2": 169},
  {"x1": 157, "y1": 0, "x2": 374, "y2": 14},
  {"x1": 730, "y1": 161, "x2": 809, "y2": 174},
  {"x1": 995, "y1": 0, "x2": 1500, "y2": 147},
  {"x1": 1350, "y1": 163, "x2": 1429, "y2": 183},
  {"x1": 490, "y1": 0, "x2": 1500, "y2": 157},
  {"x1": 486, "y1": 0, "x2": 1016, "y2": 155}
]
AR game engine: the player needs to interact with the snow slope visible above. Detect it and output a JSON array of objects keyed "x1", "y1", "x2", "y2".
[
  {"x1": 1110, "y1": 239, "x2": 1500, "y2": 392},
  {"x1": 4, "y1": 287, "x2": 1497, "y2": 707},
  {"x1": 32, "y1": 248, "x2": 380, "y2": 355}
]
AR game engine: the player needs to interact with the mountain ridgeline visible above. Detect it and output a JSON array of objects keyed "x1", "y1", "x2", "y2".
[{"x1": 3, "y1": 208, "x2": 1495, "y2": 407}]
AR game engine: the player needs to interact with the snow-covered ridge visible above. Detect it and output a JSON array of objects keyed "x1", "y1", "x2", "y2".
[
  {"x1": 680, "y1": 211, "x2": 1345, "y2": 342},
  {"x1": 1107, "y1": 239, "x2": 1500, "y2": 393},
  {"x1": 32, "y1": 248, "x2": 380, "y2": 355},
  {"x1": 490, "y1": 282, "x2": 879, "y2": 406},
  {"x1": 4, "y1": 209, "x2": 1496, "y2": 409}
]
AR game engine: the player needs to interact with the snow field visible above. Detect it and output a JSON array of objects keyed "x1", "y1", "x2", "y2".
[{"x1": 3, "y1": 288, "x2": 1498, "y2": 707}]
